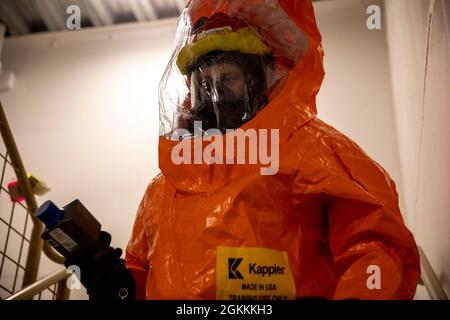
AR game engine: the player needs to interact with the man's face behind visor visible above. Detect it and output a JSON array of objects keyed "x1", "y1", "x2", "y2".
[
  {"x1": 196, "y1": 62, "x2": 247, "y2": 105},
  {"x1": 184, "y1": 51, "x2": 269, "y2": 135}
]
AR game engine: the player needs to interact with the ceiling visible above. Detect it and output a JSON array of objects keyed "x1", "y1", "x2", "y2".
[
  {"x1": 0, "y1": 0, "x2": 187, "y2": 37},
  {"x1": 0, "y1": 0, "x2": 329, "y2": 37}
]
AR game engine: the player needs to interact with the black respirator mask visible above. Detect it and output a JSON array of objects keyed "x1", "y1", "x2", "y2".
[{"x1": 185, "y1": 51, "x2": 269, "y2": 134}]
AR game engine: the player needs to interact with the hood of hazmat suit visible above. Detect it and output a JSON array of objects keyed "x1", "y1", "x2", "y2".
[{"x1": 125, "y1": 0, "x2": 420, "y2": 300}]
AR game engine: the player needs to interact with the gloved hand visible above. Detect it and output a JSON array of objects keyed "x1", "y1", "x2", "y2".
[{"x1": 64, "y1": 231, "x2": 136, "y2": 301}]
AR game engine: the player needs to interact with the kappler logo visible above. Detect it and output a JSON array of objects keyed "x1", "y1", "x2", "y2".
[{"x1": 228, "y1": 258, "x2": 243, "y2": 279}]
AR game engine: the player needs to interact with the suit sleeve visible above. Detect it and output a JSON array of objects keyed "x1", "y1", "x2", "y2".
[
  {"x1": 296, "y1": 134, "x2": 420, "y2": 299},
  {"x1": 125, "y1": 182, "x2": 154, "y2": 300}
]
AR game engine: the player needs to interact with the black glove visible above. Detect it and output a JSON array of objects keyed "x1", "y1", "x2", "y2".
[{"x1": 64, "y1": 231, "x2": 136, "y2": 301}]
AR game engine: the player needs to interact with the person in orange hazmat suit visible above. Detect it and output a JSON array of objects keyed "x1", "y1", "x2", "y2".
[{"x1": 124, "y1": 0, "x2": 421, "y2": 300}]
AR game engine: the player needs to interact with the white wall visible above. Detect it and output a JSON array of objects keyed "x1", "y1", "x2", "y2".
[
  {"x1": 385, "y1": 0, "x2": 450, "y2": 298},
  {"x1": 384, "y1": 0, "x2": 429, "y2": 229},
  {"x1": 314, "y1": 0, "x2": 404, "y2": 216},
  {"x1": 0, "y1": 0, "x2": 404, "y2": 299}
]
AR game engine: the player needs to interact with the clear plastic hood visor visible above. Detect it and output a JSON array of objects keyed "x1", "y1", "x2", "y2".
[{"x1": 158, "y1": 0, "x2": 308, "y2": 139}]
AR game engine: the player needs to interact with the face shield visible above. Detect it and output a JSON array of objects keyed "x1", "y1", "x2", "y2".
[
  {"x1": 183, "y1": 51, "x2": 272, "y2": 134},
  {"x1": 159, "y1": 1, "x2": 308, "y2": 140}
]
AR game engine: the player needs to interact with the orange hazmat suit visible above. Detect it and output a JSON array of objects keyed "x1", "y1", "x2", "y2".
[{"x1": 125, "y1": 0, "x2": 420, "y2": 300}]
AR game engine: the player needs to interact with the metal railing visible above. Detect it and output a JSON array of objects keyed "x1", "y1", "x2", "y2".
[
  {"x1": 5, "y1": 268, "x2": 70, "y2": 300},
  {"x1": 1, "y1": 100, "x2": 66, "y2": 300},
  {"x1": 418, "y1": 246, "x2": 448, "y2": 300}
]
